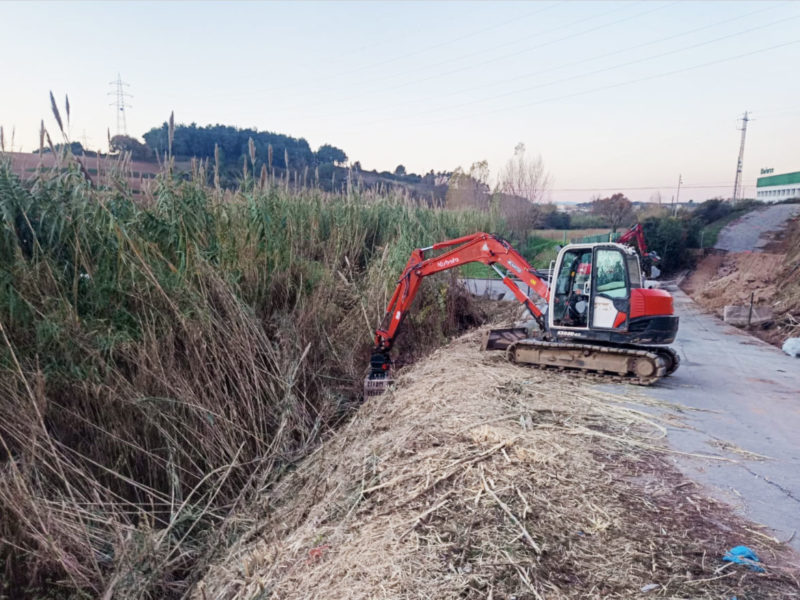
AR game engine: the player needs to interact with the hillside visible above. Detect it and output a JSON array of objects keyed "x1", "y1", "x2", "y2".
[
  {"x1": 4, "y1": 150, "x2": 177, "y2": 193},
  {"x1": 683, "y1": 205, "x2": 800, "y2": 346},
  {"x1": 195, "y1": 331, "x2": 798, "y2": 600}
]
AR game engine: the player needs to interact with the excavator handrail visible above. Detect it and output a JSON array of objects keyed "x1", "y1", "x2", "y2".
[{"x1": 372, "y1": 233, "x2": 549, "y2": 361}]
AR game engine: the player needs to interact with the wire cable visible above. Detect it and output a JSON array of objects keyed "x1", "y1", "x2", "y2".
[
  {"x1": 393, "y1": 37, "x2": 800, "y2": 131},
  {"x1": 325, "y1": 11, "x2": 797, "y2": 123}
]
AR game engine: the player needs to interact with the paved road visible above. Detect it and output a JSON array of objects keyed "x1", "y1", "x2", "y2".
[
  {"x1": 623, "y1": 285, "x2": 800, "y2": 549},
  {"x1": 715, "y1": 203, "x2": 800, "y2": 252}
]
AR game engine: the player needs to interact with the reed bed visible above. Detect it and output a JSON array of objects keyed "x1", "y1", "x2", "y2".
[
  {"x1": 0, "y1": 141, "x2": 496, "y2": 598},
  {"x1": 197, "y1": 330, "x2": 799, "y2": 599}
]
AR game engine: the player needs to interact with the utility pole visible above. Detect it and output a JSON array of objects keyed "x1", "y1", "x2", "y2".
[
  {"x1": 732, "y1": 111, "x2": 749, "y2": 204},
  {"x1": 108, "y1": 73, "x2": 132, "y2": 139},
  {"x1": 674, "y1": 173, "x2": 682, "y2": 216}
]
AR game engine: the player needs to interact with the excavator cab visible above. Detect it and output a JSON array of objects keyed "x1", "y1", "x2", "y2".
[{"x1": 548, "y1": 243, "x2": 677, "y2": 345}]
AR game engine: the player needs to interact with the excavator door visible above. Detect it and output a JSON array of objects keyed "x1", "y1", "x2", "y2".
[
  {"x1": 550, "y1": 246, "x2": 594, "y2": 329},
  {"x1": 549, "y1": 244, "x2": 642, "y2": 333}
]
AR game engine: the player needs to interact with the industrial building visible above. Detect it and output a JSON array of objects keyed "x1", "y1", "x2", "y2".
[{"x1": 756, "y1": 170, "x2": 800, "y2": 202}]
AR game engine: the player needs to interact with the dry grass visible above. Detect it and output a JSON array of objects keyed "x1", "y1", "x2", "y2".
[
  {"x1": 195, "y1": 330, "x2": 799, "y2": 599},
  {"x1": 0, "y1": 138, "x2": 495, "y2": 597}
]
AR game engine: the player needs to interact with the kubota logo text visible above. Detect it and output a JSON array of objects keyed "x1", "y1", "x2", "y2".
[{"x1": 437, "y1": 257, "x2": 460, "y2": 268}]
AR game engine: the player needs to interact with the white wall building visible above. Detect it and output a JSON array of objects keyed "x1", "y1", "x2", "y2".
[{"x1": 756, "y1": 170, "x2": 800, "y2": 202}]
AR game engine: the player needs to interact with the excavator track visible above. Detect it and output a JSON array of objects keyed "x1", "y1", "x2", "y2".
[
  {"x1": 655, "y1": 345, "x2": 680, "y2": 375},
  {"x1": 610, "y1": 342, "x2": 680, "y2": 376},
  {"x1": 505, "y1": 339, "x2": 671, "y2": 385}
]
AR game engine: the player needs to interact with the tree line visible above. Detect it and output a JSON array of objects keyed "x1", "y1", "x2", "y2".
[{"x1": 138, "y1": 123, "x2": 347, "y2": 170}]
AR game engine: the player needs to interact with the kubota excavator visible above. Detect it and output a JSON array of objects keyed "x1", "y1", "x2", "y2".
[
  {"x1": 617, "y1": 223, "x2": 660, "y2": 278},
  {"x1": 365, "y1": 232, "x2": 679, "y2": 397}
]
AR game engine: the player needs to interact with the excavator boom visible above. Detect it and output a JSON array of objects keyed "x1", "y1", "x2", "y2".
[
  {"x1": 618, "y1": 223, "x2": 660, "y2": 278},
  {"x1": 366, "y1": 233, "x2": 548, "y2": 392},
  {"x1": 373, "y1": 233, "x2": 548, "y2": 353},
  {"x1": 617, "y1": 223, "x2": 648, "y2": 254}
]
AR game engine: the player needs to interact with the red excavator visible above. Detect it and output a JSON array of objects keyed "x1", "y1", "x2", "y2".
[
  {"x1": 365, "y1": 232, "x2": 679, "y2": 396},
  {"x1": 617, "y1": 223, "x2": 660, "y2": 278}
]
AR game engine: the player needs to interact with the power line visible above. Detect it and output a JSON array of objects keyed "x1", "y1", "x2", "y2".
[
  {"x1": 108, "y1": 73, "x2": 132, "y2": 137},
  {"x1": 251, "y1": 4, "x2": 791, "y2": 130},
  {"x1": 345, "y1": 2, "x2": 560, "y2": 74},
  {"x1": 337, "y1": 4, "x2": 775, "y2": 121},
  {"x1": 340, "y1": 11, "x2": 797, "y2": 126},
  {"x1": 404, "y1": 37, "x2": 800, "y2": 130},
  {"x1": 356, "y1": 2, "x2": 672, "y2": 96},
  {"x1": 203, "y1": 2, "x2": 651, "y2": 103},
  {"x1": 549, "y1": 183, "x2": 738, "y2": 192},
  {"x1": 210, "y1": 3, "x2": 560, "y2": 98},
  {"x1": 316, "y1": 4, "x2": 558, "y2": 66}
]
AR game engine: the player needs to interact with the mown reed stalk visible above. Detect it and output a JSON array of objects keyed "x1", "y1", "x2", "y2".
[{"x1": 0, "y1": 146, "x2": 499, "y2": 597}]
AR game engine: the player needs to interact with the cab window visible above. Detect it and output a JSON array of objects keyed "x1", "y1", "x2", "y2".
[
  {"x1": 553, "y1": 249, "x2": 592, "y2": 326},
  {"x1": 626, "y1": 255, "x2": 643, "y2": 288},
  {"x1": 594, "y1": 249, "x2": 628, "y2": 298}
]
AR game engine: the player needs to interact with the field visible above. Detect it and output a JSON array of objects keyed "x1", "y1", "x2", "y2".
[
  {"x1": 4, "y1": 150, "x2": 184, "y2": 193},
  {"x1": 535, "y1": 227, "x2": 613, "y2": 242}
]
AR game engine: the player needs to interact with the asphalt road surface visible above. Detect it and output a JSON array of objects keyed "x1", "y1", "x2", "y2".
[
  {"x1": 616, "y1": 285, "x2": 800, "y2": 550},
  {"x1": 715, "y1": 203, "x2": 800, "y2": 252}
]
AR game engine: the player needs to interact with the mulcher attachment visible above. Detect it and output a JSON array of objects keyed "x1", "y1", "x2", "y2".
[{"x1": 364, "y1": 352, "x2": 394, "y2": 398}]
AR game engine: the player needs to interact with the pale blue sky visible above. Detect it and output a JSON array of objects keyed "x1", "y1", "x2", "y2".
[{"x1": 1, "y1": 1, "x2": 798, "y2": 203}]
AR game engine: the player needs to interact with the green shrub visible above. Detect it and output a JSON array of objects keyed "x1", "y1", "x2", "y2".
[
  {"x1": 569, "y1": 212, "x2": 609, "y2": 229},
  {"x1": 642, "y1": 216, "x2": 696, "y2": 273}
]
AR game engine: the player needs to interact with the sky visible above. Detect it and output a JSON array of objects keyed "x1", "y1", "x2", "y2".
[{"x1": 1, "y1": 0, "x2": 798, "y2": 204}]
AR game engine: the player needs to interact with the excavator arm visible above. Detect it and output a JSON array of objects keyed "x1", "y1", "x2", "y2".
[
  {"x1": 617, "y1": 223, "x2": 648, "y2": 254},
  {"x1": 618, "y1": 223, "x2": 659, "y2": 278},
  {"x1": 369, "y1": 232, "x2": 549, "y2": 378}
]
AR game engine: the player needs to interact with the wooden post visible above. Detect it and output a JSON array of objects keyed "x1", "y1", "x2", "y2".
[{"x1": 747, "y1": 292, "x2": 754, "y2": 327}]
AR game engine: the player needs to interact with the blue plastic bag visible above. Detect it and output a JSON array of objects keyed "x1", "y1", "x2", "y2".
[{"x1": 723, "y1": 545, "x2": 765, "y2": 572}]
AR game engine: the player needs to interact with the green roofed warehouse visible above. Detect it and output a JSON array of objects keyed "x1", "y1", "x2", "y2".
[{"x1": 756, "y1": 170, "x2": 800, "y2": 202}]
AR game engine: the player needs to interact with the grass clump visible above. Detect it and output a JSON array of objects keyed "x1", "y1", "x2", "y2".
[{"x1": 0, "y1": 149, "x2": 498, "y2": 598}]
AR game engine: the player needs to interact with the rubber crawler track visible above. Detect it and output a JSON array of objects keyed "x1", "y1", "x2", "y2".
[{"x1": 505, "y1": 340, "x2": 677, "y2": 386}]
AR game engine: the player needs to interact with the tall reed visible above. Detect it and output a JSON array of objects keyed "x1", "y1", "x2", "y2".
[{"x1": 0, "y1": 151, "x2": 499, "y2": 597}]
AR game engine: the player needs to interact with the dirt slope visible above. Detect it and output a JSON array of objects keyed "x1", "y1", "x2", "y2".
[
  {"x1": 196, "y1": 332, "x2": 797, "y2": 599},
  {"x1": 682, "y1": 251, "x2": 784, "y2": 311},
  {"x1": 684, "y1": 212, "x2": 800, "y2": 344}
]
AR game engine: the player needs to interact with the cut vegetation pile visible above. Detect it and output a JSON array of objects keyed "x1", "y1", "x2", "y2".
[
  {"x1": 683, "y1": 212, "x2": 800, "y2": 344},
  {"x1": 197, "y1": 331, "x2": 798, "y2": 600}
]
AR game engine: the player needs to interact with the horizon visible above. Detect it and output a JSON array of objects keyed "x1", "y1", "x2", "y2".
[{"x1": 1, "y1": 1, "x2": 798, "y2": 204}]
